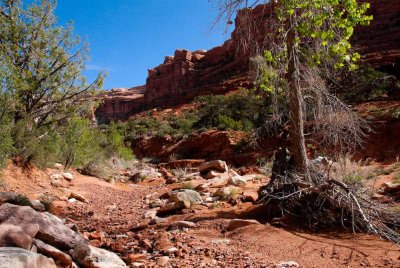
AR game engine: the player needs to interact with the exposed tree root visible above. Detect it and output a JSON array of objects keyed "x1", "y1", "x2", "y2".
[{"x1": 259, "y1": 148, "x2": 400, "y2": 244}]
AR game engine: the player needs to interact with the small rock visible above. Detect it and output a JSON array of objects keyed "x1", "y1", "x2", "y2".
[
  {"x1": 50, "y1": 174, "x2": 63, "y2": 180},
  {"x1": 381, "y1": 182, "x2": 400, "y2": 194},
  {"x1": 68, "y1": 192, "x2": 88, "y2": 203},
  {"x1": 30, "y1": 200, "x2": 45, "y2": 212},
  {"x1": 139, "y1": 239, "x2": 152, "y2": 251},
  {"x1": 214, "y1": 186, "x2": 241, "y2": 198},
  {"x1": 227, "y1": 219, "x2": 261, "y2": 231},
  {"x1": 211, "y1": 239, "x2": 230, "y2": 245},
  {"x1": 157, "y1": 256, "x2": 169, "y2": 266},
  {"x1": 149, "y1": 199, "x2": 163, "y2": 208},
  {"x1": 88, "y1": 231, "x2": 105, "y2": 242},
  {"x1": 51, "y1": 179, "x2": 65, "y2": 188},
  {"x1": 204, "y1": 170, "x2": 222, "y2": 180},
  {"x1": 169, "y1": 189, "x2": 203, "y2": 208},
  {"x1": 127, "y1": 253, "x2": 146, "y2": 263},
  {"x1": 68, "y1": 198, "x2": 77, "y2": 203},
  {"x1": 157, "y1": 202, "x2": 185, "y2": 214},
  {"x1": 131, "y1": 262, "x2": 145, "y2": 268},
  {"x1": 144, "y1": 210, "x2": 157, "y2": 220},
  {"x1": 242, "y1": 191, "x2": 259, "y2": 203},
  {"x1": 199, "y1": 160, "x2": 228, "y2": 173},
  {"x1": 277, "y1": 260, "x2": 300, "y2": 268},
  {"x1": 165, "y1": 247, "x2": 178, "y2": 255},
  {"x1": 228, "y1": 176, "x2": 247, "y2": 186},
  {"x1": 62, "y1": 173, "x2": 74, "y2": 181},
  {"x1": 54, "y1": 163, "x2": 63, "y2": 169},
  {"x1": 168, "y1": 221, "x2": 197, "y2": 230}
]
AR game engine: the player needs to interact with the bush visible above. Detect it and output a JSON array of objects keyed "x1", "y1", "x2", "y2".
[
  {"x1": 102, "y1": 122, "x2": 134, "y2": 160},
  {"x1": 336, "y1": 66, "x2": 399, "y2": 102},
  {"x1": 194, "y1": 89, "x2": 266, "y2": 131}
]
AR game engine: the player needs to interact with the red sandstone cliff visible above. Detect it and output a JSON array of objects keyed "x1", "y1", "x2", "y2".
[{"x1": 95, "y1": 0, "x2": 400, "y2": 122}]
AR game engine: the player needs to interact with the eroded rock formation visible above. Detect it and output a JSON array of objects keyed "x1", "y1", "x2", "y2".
[{"x1": 95, "y1": 0, "x2": 400, "y2": 122}]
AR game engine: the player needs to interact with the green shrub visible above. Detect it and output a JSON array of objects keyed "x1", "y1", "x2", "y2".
[{"x1": 337, "y1": 67, "x2": 398, "y2": 102}]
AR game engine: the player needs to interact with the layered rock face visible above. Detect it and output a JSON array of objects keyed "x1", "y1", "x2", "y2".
[
  {"x1": 95, "y1": 86, "x2": 145, "y2": 122},
  {"x1": 96, "y1": 0, "x2": 400, "y2": 122}
]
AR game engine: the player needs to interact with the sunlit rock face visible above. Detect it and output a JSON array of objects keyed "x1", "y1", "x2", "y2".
[{"x1": 95, "y1": 0, "x2": 400, "y2": 122}]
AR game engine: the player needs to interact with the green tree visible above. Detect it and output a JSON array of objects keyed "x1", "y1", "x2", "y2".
[
  {"x1": 58, "y1": 117, "x2": 104, "y2": 169},
  {"x1": 0, "y1": 93, "x2": 14, "y2": 168},
  {"x1": 0, "y1": 0, "x2": 105, "y2": 165},
  {"x1": 104, "y1": 122, "x2": 134, "y2": 160},
  {"x1": 215, "y1": 0, "x2": 372, "y2": 176}
]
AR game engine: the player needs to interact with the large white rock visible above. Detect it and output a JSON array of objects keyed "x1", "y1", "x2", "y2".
[
  {"x1": 72, "y1": 244, "x2": 128, "y2": 268},
  {"x1": 0, "y1": 247, "x2": 56, "y2": 268}
]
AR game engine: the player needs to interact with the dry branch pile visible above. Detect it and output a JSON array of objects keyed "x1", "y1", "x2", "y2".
[{"x1": 259, "y1": 148, "x2": 400, "y2": 244}]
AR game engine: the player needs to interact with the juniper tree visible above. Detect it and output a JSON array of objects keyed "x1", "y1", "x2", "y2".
[{"x1": 0, "y1": 0, "x2": 105, "y2": 164}]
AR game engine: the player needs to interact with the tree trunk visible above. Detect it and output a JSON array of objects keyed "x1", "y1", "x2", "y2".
[{"x1": 286, "y1": 15, "x2": 308, "y2": 176}]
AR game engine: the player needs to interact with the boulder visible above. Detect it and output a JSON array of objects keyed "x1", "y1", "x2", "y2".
[
  {"x1": 72, "y1": 244, "x2": 127, "y2": 268},
  {"x1": 227, "y1": 219, "x2": 261, "y2": 231},
  {"x1": 169, "y1": 189, "x2": 202, "y2": 208},
  {"x1": 33, "y1": 239, "x2": 72, "y2": 267},
  {"x1": 0, "y1": 204, "x2": 87, "y2": 250},
  {"x1": 0, "y1": 223, "x2": 39, "y2": 250},
  {"x1": 199, "y1": 160, "x2": 228, "y2": 173},
  {"x1": 0, "y1": 247, "x2": 56, "y2": 268}
]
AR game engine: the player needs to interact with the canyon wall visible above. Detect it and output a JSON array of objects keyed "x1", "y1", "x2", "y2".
[{"x1": 95, "y1": 0, "x2": 400, "y2": 122}]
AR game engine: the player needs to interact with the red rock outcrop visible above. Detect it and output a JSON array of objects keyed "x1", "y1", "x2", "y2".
[
  {"x1": 94, "y1": 86, "x2": 145, "y2": 122},
  {"x1": 96, "y1": 0, "x2": 400, "y2": 122}
]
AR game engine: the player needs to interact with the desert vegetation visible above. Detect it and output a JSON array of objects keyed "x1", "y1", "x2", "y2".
[
  {"x1": 0, "y1": 0, "x2": 133, "y2": 171},
  {"x1": 0, "y1": 0, "x2": 399, "y2": 267}
]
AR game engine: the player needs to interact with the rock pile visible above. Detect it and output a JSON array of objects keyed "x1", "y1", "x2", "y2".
[{"x1": 0, "y1": 201, "x2": 128, "y2": 268}]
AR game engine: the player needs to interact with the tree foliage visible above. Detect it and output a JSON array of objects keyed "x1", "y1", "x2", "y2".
[{"x1": 0, "y1": 0, "x2": 107, "y2": 167}]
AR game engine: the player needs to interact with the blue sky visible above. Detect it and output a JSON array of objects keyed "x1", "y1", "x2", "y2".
[{"x1": 54, "y1": 0, "x2": 232, "y2": 89}]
